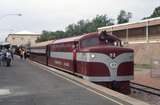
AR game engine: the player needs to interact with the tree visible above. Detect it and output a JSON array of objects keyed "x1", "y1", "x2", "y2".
[
  {"x1": 117, "y1": 10, "x2": 132, "y2": 24},
  {"x1": 36, "y1": 30, "x2": 65, "y2": 42},
  {"x1": 65, "y1": 15, "x2": 114, "y2": 36},
  {"x1": 65, "y1": 24, "x2": 78, "y2": 36},
  {"x1": 143, "y1": 6, "x2": 160, "y2": 19},
  {"x1": 37, "y1": 14, "x2": 114, "y2": 42},
  {"x1": 91, "y1": 15, "x2": 114, "y2": 32}
]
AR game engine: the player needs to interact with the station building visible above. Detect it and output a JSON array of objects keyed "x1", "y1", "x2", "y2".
[
  {"x1": 98, "y1": 17, "x2": 160, "y2": 44},
  {"x1": 6, "y1": 31, "x2": 41, "y2": 47},
  {"x1": 98, "y1": 17, "x2": 160, "y2": 65}
]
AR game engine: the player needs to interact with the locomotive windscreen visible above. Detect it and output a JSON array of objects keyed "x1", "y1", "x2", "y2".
[
  {"x1": 99, "y1": 31, "x2": 120, "y2": 41},
  {"x1": 81, "y1": 37, "x2": 99, "y2": 48}
]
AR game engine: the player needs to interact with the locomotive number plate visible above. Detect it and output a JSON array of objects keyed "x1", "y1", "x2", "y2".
[{"x1": 110, "y1": 62, "x2": 118, "y2": 69}]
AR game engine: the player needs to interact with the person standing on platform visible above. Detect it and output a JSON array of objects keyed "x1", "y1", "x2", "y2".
[
  {"x1": 19, "y1": 48, "x2": 24, "y2": 59},
  {"x1": 0, "y1": 50, "x2": 2, "y2": 66}
]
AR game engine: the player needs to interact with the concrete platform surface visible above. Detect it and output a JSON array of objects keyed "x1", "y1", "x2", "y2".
[
  {"x1": 31, "y1": 60, "x2": 150, "y2": 105},
  {"x1": 133, "y1": 68, "x2": 160, "y2": 89},
  {"x1": 0, "y1": 56, "x2": 149, "y2": 105}
]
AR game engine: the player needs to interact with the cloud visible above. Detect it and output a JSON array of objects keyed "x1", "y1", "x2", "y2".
[{"x1": 0, "y1": 0, "x2": 160, "y2": 41}]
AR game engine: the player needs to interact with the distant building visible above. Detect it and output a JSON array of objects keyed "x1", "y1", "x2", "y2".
[
  {"x1": 6, "y1": 31, "x2": 41, "y2": 47},
  {"x1": 98, "y1": 17, "x2": 160, "y2": 44}
]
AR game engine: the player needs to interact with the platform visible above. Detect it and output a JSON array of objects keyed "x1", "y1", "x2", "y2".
[
  {"x1": 132, "y1": 68, "x2": 160, "y2": 89},
  {"x1": 0, "y1": 56, "x2": 149, "y2": 105}
]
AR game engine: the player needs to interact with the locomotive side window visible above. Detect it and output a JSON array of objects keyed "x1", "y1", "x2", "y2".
[
  {"x1": 99, "y1": 31, "x2": 122, "y2": 47},
  {"x1": 81, "y1": 37, "x2": 99, "y2": 48},
  {"x1": 105, "y1": 40, "x2": 122, "y2": 47}
]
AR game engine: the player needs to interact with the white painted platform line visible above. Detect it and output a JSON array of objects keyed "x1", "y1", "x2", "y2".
[{"x1": 0, "y1": 89, "x2": 10, "y2": 95}]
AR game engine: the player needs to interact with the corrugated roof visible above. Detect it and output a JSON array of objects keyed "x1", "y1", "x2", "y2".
[
  {"x1": 31, "y1": 40, "x2": 54, "y2": 47},
  {"x1": 98, "y1": 17, "x2": 160, "y2": 32},
  {"x1": 53, "y1": 32, "x2": 98, "y2": 44},
  {"x1": 53, "y1": 35, "x2": 84, "y2": 44},
  {"x1": 0, "y1": 42, "x2": 10, "y2": 46}
]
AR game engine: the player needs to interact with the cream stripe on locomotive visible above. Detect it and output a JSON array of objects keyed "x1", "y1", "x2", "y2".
[
  {"x1": 77, "y1": 52, "x2": 133, "y2": 81},
  {"x1": 50, "y1": 52, "x2": 73, "y2": 60},
  {"x1": 50, "y1": 51, "x2": 134, "y2": 81},
  {"x1": 30, "y1": 49, "x2": 46, "y2": 54}
]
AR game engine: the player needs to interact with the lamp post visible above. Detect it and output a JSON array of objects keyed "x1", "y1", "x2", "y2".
[
  {"x1": 0, "y1": 13, "x2": 22, "y2": 20},
  {"x1": 0, "y1": 13, "x2": 22, "y2": 42}
]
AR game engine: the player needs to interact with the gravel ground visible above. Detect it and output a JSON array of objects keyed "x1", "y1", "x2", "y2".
[{"x1": 130, "y1": 89, "x2": 160, "y2": 105}]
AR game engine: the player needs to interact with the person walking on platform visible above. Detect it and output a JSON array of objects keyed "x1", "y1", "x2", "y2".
[
  {"x1": 24, "y1": 50, "x2": 27, "y2": 60},
  {"x1": 0, "y1": 50, "x2": 2, "y2": 66},
  {"x1": 19, "y1": 48, "x2": 24, "y2": 59},
  {"x1": 10, "y1": 48, "x2": 14, "y2": 60},
  {"x1": 5, "y1": 49, "x2": 13, "y2": 67},
  {"x1": 1, "y1": 49, "x2": 6, "y2": 66}
]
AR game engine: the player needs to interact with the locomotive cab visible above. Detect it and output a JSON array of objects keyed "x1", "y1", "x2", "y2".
[
  {"x1": 80, "y1": 31, "x2": 123, "y2": 49},
  {"x1": 99, "y1": 31, "x2": 122, "y2": 47},
  {"x1": 77, "y1": 31, "x2": 134, "y2": 94}
]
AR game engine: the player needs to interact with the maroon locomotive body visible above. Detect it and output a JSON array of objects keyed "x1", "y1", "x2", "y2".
[{"x1": 30, "y1": 31, "x2": 134, "y2": 94}]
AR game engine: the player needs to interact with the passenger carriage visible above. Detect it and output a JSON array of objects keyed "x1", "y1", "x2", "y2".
[{"x1": 30, "y1": 40, "x2": 53, "y2": 65}]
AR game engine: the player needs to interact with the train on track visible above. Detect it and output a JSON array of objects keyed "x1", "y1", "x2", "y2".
[{"x1": 29, "y1": 31, "x2": 134, "y2": 94}]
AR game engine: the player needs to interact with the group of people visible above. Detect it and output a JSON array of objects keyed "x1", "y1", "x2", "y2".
[
  {"x1": 0, "y1": 46, "x2": 30, "y2": 67},
  {"x1": 17, "y1": 48, "x2": 30, "y2": 60},
  {"x1": 0, "y1": 48, "x2": 13, "y2": 66}
]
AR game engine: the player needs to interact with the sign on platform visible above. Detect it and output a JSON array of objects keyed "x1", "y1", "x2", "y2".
[{"x1": 151, "y1": 59, "x2": 160, "y2": 78}]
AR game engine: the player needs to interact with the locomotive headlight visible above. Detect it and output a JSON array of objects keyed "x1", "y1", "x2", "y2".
[
  {"x1": 129, "y1": 54, "x2": 134, "y2": 60},
  {"x1": 90, "y1": 54, "x2": 95, "y2": 58}
]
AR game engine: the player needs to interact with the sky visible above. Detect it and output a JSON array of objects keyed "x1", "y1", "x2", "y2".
[{"x1": 0, "y1": 0, "x2": 160, "y2": 42}]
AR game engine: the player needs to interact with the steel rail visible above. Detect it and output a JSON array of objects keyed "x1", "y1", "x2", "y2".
[{"x1": 130, "y1": 82, "x2": 160, "y2": 96}]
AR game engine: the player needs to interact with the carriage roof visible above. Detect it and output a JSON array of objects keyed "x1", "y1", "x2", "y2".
[
  {"x1": 53, "y1": 32, "x2": 120, "y2": 44},
  {"x1": 31, "y1": 40, "x2": 54, "y2": 47},
  {"x1": 53, "y1": 32, "x2": 98, "y2": 44}
]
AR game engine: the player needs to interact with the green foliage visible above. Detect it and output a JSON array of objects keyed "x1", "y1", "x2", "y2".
[
  {"x1": 36, "y1": 30, "x2": 65, "y2": 42},
  {"x1": 37, "y1": 14, "x2": 114, "y2": 42},
  {"x1": 65, "y1": 15, "x2": 114, "y2": 36},
  {"x1": 117, "y1": 10, "x2": 132, "y2": 24},
  {"x1": 143, "y1": 6, "x2": 160, "y2": 19},
  {"x1": 90, "y1": 15, "x2": 114, "y2": 31}
]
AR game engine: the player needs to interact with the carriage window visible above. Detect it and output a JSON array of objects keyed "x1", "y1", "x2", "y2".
[{"x1": 81, "y1": 37, "x2": 99, "y2": 48}]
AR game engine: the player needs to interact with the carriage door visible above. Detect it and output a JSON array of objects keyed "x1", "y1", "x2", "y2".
[
  {"x1": 46, "y1": 45, "x2": 50, "y2": 66},
  {"x1": 73, "y1": 42, "x2": 78, "y2": 73}
]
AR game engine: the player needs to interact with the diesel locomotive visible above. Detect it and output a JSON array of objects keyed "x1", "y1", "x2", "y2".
[{"x1": 30, "y1": 31, "x2": 134, "y2": 94}]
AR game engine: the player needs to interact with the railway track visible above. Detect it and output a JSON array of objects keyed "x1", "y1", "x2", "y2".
[{"x1": 130, "y1": 82, "x2": 160, "y2": 96}]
